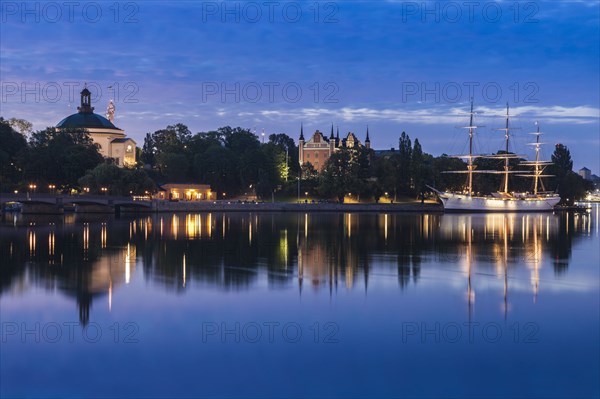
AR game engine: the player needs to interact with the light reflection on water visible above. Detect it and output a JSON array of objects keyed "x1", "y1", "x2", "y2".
[{"x1": 1, "y1": 207, "x2": 599, "y2": 398}]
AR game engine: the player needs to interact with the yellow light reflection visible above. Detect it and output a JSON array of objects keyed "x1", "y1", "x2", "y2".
[
  {"x1": 28, "y1": 230, "x2": 36, "y2": 257},
  {"x1": 384, "y1": 214, "x2": 388, "y2": 241},
  {"x1": 347, "y1": 213, "x2": 352, "y2": 238},
  {"x1": 222, "y1": 214, "x2": 226, "y2": 238},
  {"x1": 345, "y1": 265, "x2": 353, "y2": 289},
  {"x1": 83, "y1": 223, "x2": 89, "y2": 251},
  {"x1": 171, "y1": 214, "x2": 179, "y2": 240},
  {"x1": 108, "y1": 280, "x2": 112, "y2": 311},
  {"x1": 249, "y1": 218, "x2": 252, "y2": 244},
  {"x1": 304, "y1": 213, "x2": 308, "y2": 239},
  {"x1": 183, "y1": 253, "x2": 186, "y2": 288},
  {"x1": 101, "y1": 223, "x2": 107, "y2": 248},
  {"x1": 125, "y1": 243, "x2": 133, "y2": 284},
  {"x1": 48, "y1": 230, "x2": 55, "y2": 257}
]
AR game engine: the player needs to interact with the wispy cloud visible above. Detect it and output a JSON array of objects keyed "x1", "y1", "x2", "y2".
[{"x1": 240, "y1": 104, "x2": 600, "y2": 125}]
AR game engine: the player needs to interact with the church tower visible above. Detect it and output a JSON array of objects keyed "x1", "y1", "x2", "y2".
[
  {"x1": 365, "y1": 126, "x2": 371, "y2": 149},
  {"x1": 329, "y1": 123, "x2": 335, "y2": 155},
  {"x1": 77, "y1": 85, "x2": 94, "y2": 113},
  {"x1": 298, "y1": 123, "x2": 305, "y2": 165}
]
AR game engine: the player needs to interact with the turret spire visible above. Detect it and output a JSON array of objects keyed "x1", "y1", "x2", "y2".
[{"x1": 299, "y1": 123, "x2": 304, "y2": 141}]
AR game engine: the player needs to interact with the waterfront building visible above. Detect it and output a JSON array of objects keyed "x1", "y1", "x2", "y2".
[
  {"x1": 156, "y1": 183, "x2": 213, "y2": 201},
  {"x1": 56, "y1": 86, "x2": 136, "y2": 167},
  {"x1": 298, "y1": 124, "x2": 371, "y2": 172}
]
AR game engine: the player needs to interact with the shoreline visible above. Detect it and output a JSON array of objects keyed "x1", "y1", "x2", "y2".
[{"x1": 146, "y1": 201, "x2": 444, "y2": 213}]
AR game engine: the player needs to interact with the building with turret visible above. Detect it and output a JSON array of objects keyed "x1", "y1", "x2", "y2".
[
  {"x1": 56, "y1": 86, "x2": 136, "y2": 167},
  {"x1": 298, "y1": 124, "x2": 370, "y2": 172}
]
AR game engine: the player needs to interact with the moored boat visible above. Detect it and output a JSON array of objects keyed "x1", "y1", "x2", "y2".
[{"x1": 431, "y1": 101, "x2": 560, "y2": 212}]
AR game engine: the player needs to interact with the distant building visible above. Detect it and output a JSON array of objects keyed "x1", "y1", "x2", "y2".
[
  {"x1": 157, "y1": 183, "x2": 212, "y2": 201},
  {"x1": 298, "y1": 124, "x2": 370, "y2": 172},
  {"x1": 374, "y1": 148, "x2": 397, "y2": 159},
  {"x1": 56, "y1": 86, "x2": 136, "y2": 167},
  {"x1": 579, "y1": 167, "x2": 591, "y2": 180}
]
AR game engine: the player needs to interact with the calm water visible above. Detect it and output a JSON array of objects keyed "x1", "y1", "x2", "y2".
[{"x1": 1, "y1": 209, "x2": 599, "y2": 398}]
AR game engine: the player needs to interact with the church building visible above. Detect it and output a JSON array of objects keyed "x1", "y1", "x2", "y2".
[
  {"x1": 56, "y1": 86, "x2": 136, "y2": 167},
  {"x1": 298, "y1": 124, "x2": 370, "y2": 172}
]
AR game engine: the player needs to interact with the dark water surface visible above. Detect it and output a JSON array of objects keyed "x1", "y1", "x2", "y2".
[{"x1": 1, "y1": 208, "x2": 599, "y2": 398}]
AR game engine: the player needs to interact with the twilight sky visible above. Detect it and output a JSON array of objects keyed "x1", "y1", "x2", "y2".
[{"x1": 1, "y1": 0, "x2": 598, "y2": 171}]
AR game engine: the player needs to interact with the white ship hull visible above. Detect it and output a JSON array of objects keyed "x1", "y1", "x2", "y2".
[{"x1": 438, "y1": 192, "x2": 560, "y2": 212}]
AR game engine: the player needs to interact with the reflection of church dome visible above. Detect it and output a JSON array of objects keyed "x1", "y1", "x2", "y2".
[{"x1": 57, "y1": 112, "x2": 119, "y2": 129}]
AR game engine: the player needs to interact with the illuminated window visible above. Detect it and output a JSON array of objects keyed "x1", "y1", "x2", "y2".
[{"x1": 126, "y1": 145, "x2": 133, "y2": 152}]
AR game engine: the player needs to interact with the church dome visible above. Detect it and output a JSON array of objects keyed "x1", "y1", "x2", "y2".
[
  {"x1": 56, "y1": 85, "x2": 121, "y2": 130},
  {"x1": 57, "y1": 112, "x2": 119, "y2": 129}
]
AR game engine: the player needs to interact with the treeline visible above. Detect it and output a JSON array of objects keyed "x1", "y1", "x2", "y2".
[
  {"x1": 0, "y1": 117, "x2": 591, "y2": 203},
  {"x1": 140, "y1": 124, "x2": 300, "y2": 198}
]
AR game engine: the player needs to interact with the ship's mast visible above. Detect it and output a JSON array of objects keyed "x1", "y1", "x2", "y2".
[
  {"x1": 493, "y1": 103, "x2": 518, "y2": 194},
  {"x1": 519, "y1": 122, "x2": 552, "y2": 195},
  {"x1": 502, "y1": 104, "x2": 510, "y2": 193},
  {"x1": 467, "y1": 100, "x2": 475, "y2": 196},
  {"x1": 533, "y1": 124, "x2": 541, "y2": 195},
  {"x1": 441, "y1": 100, "x2": 484, "y2": 194}
]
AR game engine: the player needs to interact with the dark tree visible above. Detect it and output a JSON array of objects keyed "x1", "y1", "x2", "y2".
[
  {"x1": 24, "y1": 127, "x2": 103, "y2": 189},
  {"x1": 551, "y1": 143, "x2": 573, "y2": 177},
  {"x1": 141, "y1": 133, "x2": 156, "y2": 167},
  {"x1": 433, "y1": 155, "x2": 468, "y2": 192},
  {"x1": 0, "y1": 118, "x2": 28, "y2": 190},
  {"x1": 411, "y1": 138, "x2": 424, "y2": 195},
  {"x1": 319, "y1": 147, "x2": 370, "y2": 203}
]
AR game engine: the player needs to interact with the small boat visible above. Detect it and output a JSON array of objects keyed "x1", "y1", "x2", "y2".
[{"x1": 2, "y1": 202, "x2": 22, "y2": 213}]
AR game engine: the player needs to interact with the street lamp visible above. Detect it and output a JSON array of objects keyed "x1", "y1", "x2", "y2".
[
  {"x1": 48, "y1": 184, "x2": 56, "y2": 195},
  {"x1": 101, "y1": 187, "x2": 108, "y2": 196}
]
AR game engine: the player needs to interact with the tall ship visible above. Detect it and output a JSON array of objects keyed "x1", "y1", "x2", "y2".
[{"x1": 430, "y1": 101, "x2": 561, "y2": 212}]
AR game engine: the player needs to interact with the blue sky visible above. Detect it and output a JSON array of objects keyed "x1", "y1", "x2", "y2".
[{"x1": 1, "y1": 0, "x2": 598, "y2": 171}]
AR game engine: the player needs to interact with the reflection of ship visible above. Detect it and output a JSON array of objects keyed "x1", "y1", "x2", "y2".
[{"x1": 430, "y1": 102, "x2": 560, "y2": 212}]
